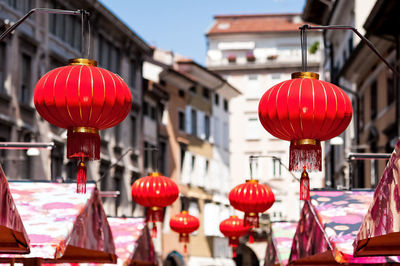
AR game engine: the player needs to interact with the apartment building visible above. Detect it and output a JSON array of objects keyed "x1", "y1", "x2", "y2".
[
  {"x1": 149, "y1": 49, "x2": 239, "y2": 265},
  {"x1": 0, "y1": 0, "x2": 153, "y2": 216}
]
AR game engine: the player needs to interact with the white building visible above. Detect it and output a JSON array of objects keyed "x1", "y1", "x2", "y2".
[{"x1": 206, "y1": 13, "x2": 324, "y2": 223}]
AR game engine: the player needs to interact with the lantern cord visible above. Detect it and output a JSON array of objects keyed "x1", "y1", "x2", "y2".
[
  {"x1": 80, "y1": 10, "x2": 91, "y2": 59},
  {"x1": 300, "y1": 27, "x2": 307, "y2": 72}
]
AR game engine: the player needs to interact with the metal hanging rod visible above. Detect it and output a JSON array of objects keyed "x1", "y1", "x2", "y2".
[
  {"x1": 347, "y1": 152, "x2": 391, "y2": 160},
  {"x1": 299, "y1": 24, "x2": 400, "y2": 78},
  {"x1": 0, "y1": 142, "x2": 54, "y2": 149}
]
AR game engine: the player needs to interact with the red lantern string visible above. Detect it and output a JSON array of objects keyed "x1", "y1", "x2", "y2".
[
  {"x1": 131, "y1": 173, "x2": 179, "y2": 238},
  {"x1": 300, "y1": 167, "x2": 310, "y2": 201},
  {"x1": 170, "y1": 211, "x2": 200, "y2": 254},
  {"x1": 258, "y1": 72, "x2": 353, "y2": 172},
  {"x1": 220, "y1": 216, "x2": 249, "y2": 257},
  {"x1": 76, "y1": 160, "x2": 86, "y2": 194},
  {"x1": 229, "y1": 179, "x2": 275, "y2": 229},
  {"x1": 248, "y1": 229, "x2": 254, "y2": 244},
  {"x1": 34, "y1": 58, "x2": 132, "y2": 193}
]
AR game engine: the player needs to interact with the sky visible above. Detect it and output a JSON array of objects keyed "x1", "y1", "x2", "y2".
[{"x1": 100, "y1": 0, "x2": 306, "y2": 65}]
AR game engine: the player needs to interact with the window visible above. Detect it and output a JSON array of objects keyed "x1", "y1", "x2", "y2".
[
  {"x1": 271, "y1": 73, "x2": 281, "y2": 80},
  {"x1": 246, "y1": 118, "x2": 260, "y2": 140},
  {"x1": 144, "y1": 142, "x2": 156, "y2": 170},
  {"x1": 370, "y1": 80, "x2": 377, "y2": 120},
  {"x1": 189, "y1": 86, "x2": 196, "y2": 94},
  {"x1": 178, "y1": 111, "x2": 185, "y2": 131},
  {"x1": 129, "y1": 60, "x2": 136, "y2": 88},
  {"x1": 191, "y1": 109, "x2": 197, "y2": 136},
  {"x1": 273, "y1": 158, "x2": 281, "y2": 177},
  {"x1": 204, "y1": 115, "x2": 210, "y2": 141},
  {"x1": 114, "y1": 125, "x2": 121, "y2": 146},
  {"x1": 143, "y1": 101, "x2": 148, "y2": 116},
  {"x1": 248, "y1": 74, "x2": 258, "y2": 81},
  {"x1": 387, "y1": 71, "x2": 395, "y2": 105},
  {"x1": 131, "y1": 171, "x2": 140, "y2": 214},
  {"x1": 114, "y1": 166, "x2": 124, "y2": 216},
  {"x1": 99, "y1": 160, "x2": 111, "y2": 192},
  {"x1": 20, "y1": 53, "x2": 32, "y2": 104},
  {"x1": 214, "y1": 93, "x2": 219, "y2": 106},
  {"x1": 223, "y1": 98, "x2": 228, "y2": 112},
  {"x1": 7, "y1": 0, "x2": 32, "y2": 14},
  {"x1": 203, "y1": 87, "x2": 210, "y2": 99},
  {"x1": 191, "y1": 155, "x2": 196, "y2": 172},
  {"x1": 49, "y1": 2, "x2": 81, "y2": 51},
  {"x1": 98, "y1": 35, "x2": 120, "y2": 73},
  {"x1": 51, "y1": 142, "x2": 64, "y2": 180},
  {"x1": 150, "y1": 106, "x2": 156, "y2": 120},
  {"x1": 205, "y1": 160, "x2": 209, "y2": 174},
  {"x1": 214, "y1": 117, "x2": 220, "y2": 145},
  {"x1": 130, "y1": 116, "x2": 137, "y2": 146},
  {"x1": 0, "y1": 43, "x2": 5, "y2": 93},
  {"x1": 159, "y1": 140, "x2": 167, "y2": 174},
  {"x1": 178, "y1": 89, "x2": 185, "y2": 98},
  {"x1": 223, "y1": 122, "x2": 229, "y2": 149},
  {"x1": 359, "y1": 94, "x2": 364, "y2": 130},
  {"x1": 180, "y1": 143, "x2": 187, "y2": 171}
]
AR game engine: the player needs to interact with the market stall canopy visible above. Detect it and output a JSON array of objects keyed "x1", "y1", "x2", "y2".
[
  {"x1": 0, "y1": 182, "x2": 116, "y2": 264},
  {"x1": 265, "y1": 222, "x2": 297, "y2": 266},
  {"x1": 107, "y1": 217, "x2": 157, "y2": 266},
  {"x1": 354, "y1": 139, "x2": 400, "y2": 256},
  {"x1": 289, "y1": 190, "x2": 400, "y2": 265},
  {"x1": 0, "y1": 167, "x2": 29, "y2": 253}
]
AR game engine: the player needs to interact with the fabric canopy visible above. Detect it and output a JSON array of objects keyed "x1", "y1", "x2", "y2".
[
  {"x1": 289, "y1": 190, "x2": 400, "y2": 265},
  {"x1": 354, "y1": 139, "x2": 400, "y2": 256},
  {"x1": 0, "y1": 166, "x2": 29, "y2": 254},
  {"x1": 0, "y1": 182, "x2": 116, "y2": 264},
  {"x1": 107, "y1": 217, "x2": 157, "y2": 265},
  {"x1": 265, "y1": 222, "x2": 297, "y2": 266}
]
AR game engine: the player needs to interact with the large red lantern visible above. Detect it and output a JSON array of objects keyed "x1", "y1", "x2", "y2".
[
  {"x1": 229, "y1": 179, "x2": 274, "y2": 243},
  {"x1": 169, "y1": 211, "x2": 200, "y2": 253},
  {"x1": 34, "y1": 58, "x2": 132, "y2": 193},
  {"x1": 258, "y1": 72, "x2": 352, "y2": 199},
  {"x1": 131, "y1": 172, "x2": 179, "y2": 237},
  {"x1": 219, "y1": 215, "x2": 249, "y2": 257}
]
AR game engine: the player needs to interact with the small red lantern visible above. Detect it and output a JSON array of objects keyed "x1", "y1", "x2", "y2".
[
  {"x1": 220, "y1": 215, "x2": 249, "y2": 257},
  {"x1": 34, "y1": 58, "x2": 132, "y2": 193},
  {"x1": 131, "y1": 172, "x2": 179, "y2": 237},
  {"x1": 170, "y1": 211, "x2": 200, "y2": 253},
  {"x1": 229, "y1": 179, "x2": 275, "y2": 243},
  {"x1": 258, "y1": 72, "x2": 352, "y2": 199}
]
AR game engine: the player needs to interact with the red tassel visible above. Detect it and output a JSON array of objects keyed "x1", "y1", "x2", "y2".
[
  {"x1": 289, "y1": 139, "x2": 321, "y2": 171},
  {"x1": 76, "y1": 160, "x2": 87, "y2": 194},
  {"x1": 249, "y1": 230, "x2": 254, "y2": 244},
  {"x1": 244, "y1": 212, "x2": 259, "y2": 228},
  {"x1": 300, "y1": 167, "x2": 310, "y2": 200},
  {"x1": 67, "y1": 128, "x2": 100, "y2": 160},
  {"x1": 232, "y1": 247, "x2": 237, "y2": 258},
  {"x1": 151, "y1": 223, "x2": 157, "y2": 238},
  {"x1": 184, "y1": 243, "x2": 187, "y2": 254}
]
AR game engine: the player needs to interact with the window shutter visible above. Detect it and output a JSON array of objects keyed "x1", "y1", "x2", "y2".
[{"x1": 185, "y1": 106, "x2": 192, "y2": 134}]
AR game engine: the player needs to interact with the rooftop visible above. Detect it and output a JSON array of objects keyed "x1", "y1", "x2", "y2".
[{"x1": 206, "y1": 13, "x2": 304, "y2": 36}]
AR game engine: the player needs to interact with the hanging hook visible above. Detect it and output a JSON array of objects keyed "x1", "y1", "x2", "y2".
[{"x1": 80, "y1": 10, "x2": 91, "y2": 59}]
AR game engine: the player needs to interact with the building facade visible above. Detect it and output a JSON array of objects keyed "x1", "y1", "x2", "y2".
[
  {"x1": 205, "y1": 14, "x2": 323, "y2": 226},
  {"x1": 0, "y1": 0, "x2": 153, "y2": 217},
  {"x1": 149, "y1": 49, "x2": 240, "y2": 265}
]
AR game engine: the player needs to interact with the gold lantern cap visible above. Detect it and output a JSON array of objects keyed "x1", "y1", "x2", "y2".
[
  {"x1": 68, "y1": 58, "x2": 98, "y2": 67},
  {"x1": 291, "y1": 72, "x2": 319, "y2": 80}
]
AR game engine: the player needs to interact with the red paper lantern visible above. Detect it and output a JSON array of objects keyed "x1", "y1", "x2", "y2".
[
  {"x1": 131, "y1": 172, "x2": 179, "y2": 237},
  {"x1": 229, "y1": 179, "x2": 274, "y2": 243},
  {"x1": 170, "y1": 211, "x2": 200, "y2": 253},
  {"x1": 220, "y1": 215, "x2": 249, "y2": 257},
  {"x1": 34, "y1": 58, "x2": 132, "y2": 193},
  {"x1": 258, "y1": 72, "x2": 352, "y2": 172}
]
